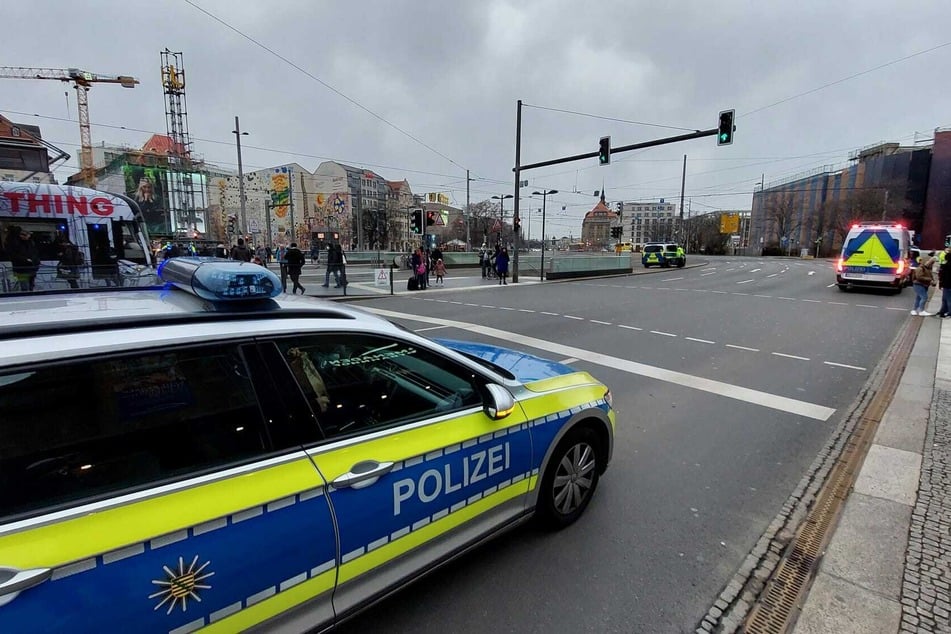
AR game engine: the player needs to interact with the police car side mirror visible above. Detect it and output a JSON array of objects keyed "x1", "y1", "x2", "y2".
[{"x1": 484, "y1": 384, "x2": 515, "y2": 420}]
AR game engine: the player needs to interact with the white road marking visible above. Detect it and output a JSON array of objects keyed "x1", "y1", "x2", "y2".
[
  {"x1": 726, "y1": 344, "x2": 760, "y2": 352},
  {"x1": 754, "y1": 294, "x2": 773, "y2": 298},
  {"x1": 564, "y1": 315, "x2": 584, "y2": 320},
  {"x1": 827, "y1": 284, "x2": 836, "y2": 288},
  {"x1": 777, "y1": 297, "x2": 796, "y2": 301},
  {"x1": 414, "y1": 325, "x2": 451, "y2": 332},
  {"x1": 481, "y1": 305, "x2": 496, "y2": 308},
  {"x1": 801, "y1": 299, "x2": 822, "y2": 303},
  {"x1": 711, "y1": 290, "x2": 728, "y2": 294},
  {"x1": 449, "y1": 301, "x2": 463, "y2": 305},
  {"x1": 732, "y1": 292, "x2": 750, "y2": 296},
  {"x1": 559, "y1": 357, "x2": 578, "y2": 364},
  {"x1": 655, "y1": 287, "x2": 671, "y2": 290},
  {"x1": 725, "y1": 268, "x2": 737, "y2": 272},
  {"x1": 855, "y1": 304, "x2": 877, "y2": 308},
  {"x1": 701, "y1": 271, "x2": 717, "y2": 276},
  {"x1": 767, "y1": 273, "x2": 779, "y2": 278},
  {"x1": 772, "y1": 352, "x2": 811, "y2": 361},
  {"x1": 667, "y1": 277, "x2": 684, "y2": 281},
  {"x1": 518, "y1": 309, "x2": 535, "y2": 313},
  {"x1": 435, "y1": 299, "x2": 449, "y2": 303},
  {"x1": 824, "y1": 361, "x2": 867, "y2": 371},
  {"x1": 618, "y1": 325, "x2": 643, "y2": 331},
  {"x1": 541, "y1": 311, "x2": 559, "y2": 316},
  {"x1": 751, "y1": 268, "x2": 762, "y2": 272},
  {"x1": 685, "y1": 337, "x2": 716, "y2": 344},
  {"x1": 885, "y1": 307, "x2": 908, "y2": 311},
  {"x1": 828, "y1": 301, "x2": 848, "y2": 306},
  {"x1": 365, "y1": 307, "x2": 835, "y2": 421},
  {"x1": 498, "y1": 307, "x2": 515, "y2": 311},
  {"x1": 590, "y1": 320, "x2": 612, "y2": 325},
  {"x1": 650, "y1": 330, "x2": 677, "y2": 337},
  {"x1": 464, "y1": 303, "x2": 480, "y2": 307},
  {"x1": 808, "y1": 271, "x2": 815, "y2": 276},
  {"x1": 737, "y1": 279, "x2": 754, "y2": 284}
]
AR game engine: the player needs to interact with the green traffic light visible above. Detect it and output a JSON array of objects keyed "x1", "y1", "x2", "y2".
[{"x1": 720, "y1": 133, "x2": 729, "y2": 142}]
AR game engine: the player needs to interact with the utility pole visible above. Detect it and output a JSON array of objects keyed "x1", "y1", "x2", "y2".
[
  {"x1": 233, "y1": 116, "x2": 248, "y2": 235},
  {"x1": 288, "y1": 171, "x2": 295, "y2": 245},
  {"x1": 512, "y1": 99, "x2": 522, "y2": 283},
  {"x1": 679, "y1": 154, "x2": 687, "y2": 243},
  {"x1": 466, "y1": 169, "x2": 471, "y2": 251},
  {"x1": 882, "y1": 189, "x2": 889, "y2": 221}
]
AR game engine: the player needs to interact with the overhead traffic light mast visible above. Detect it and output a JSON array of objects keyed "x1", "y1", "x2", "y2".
[{"x1": 718, "y1": 109, "x2": 735, "y2": 146}]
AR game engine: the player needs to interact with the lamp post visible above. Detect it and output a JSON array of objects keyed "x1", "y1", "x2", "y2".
[
  {"x1": 232, "y1": 116, "x2": 249, "y2": 236},
  {"x1": 491, "y1": 194, "x2": 513, "y2": 247},
  {"x1": 533, "y1": 189, "x2": 557, "y2": 281}
]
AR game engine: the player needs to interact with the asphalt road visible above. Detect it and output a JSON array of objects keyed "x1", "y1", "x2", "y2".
[{"x1": 333, "y1": 256, "x2": 910, "y2": 633}]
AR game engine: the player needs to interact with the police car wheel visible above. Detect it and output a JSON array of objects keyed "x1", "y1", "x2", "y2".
[{"x1": 537, "y1": 428, "x2": 601, "y2": 529}]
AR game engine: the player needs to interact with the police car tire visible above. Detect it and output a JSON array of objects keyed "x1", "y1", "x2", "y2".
[
  {"x1": 677, "y1": 260, "x2": 685, "y2": 268},
  {"x1": 536, "y1": 427, "x2": 601, "y2": 529}
]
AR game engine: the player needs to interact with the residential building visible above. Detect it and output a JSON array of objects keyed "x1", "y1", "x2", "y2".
[
  {"x1": 0, "y1": 115, "x2": 64, "y2": 184},
  {"x1": 618, "y1": 199, "x2": 678, "y2": 248},
  {"x1": 750, "y1": 131, "x2": 951, "y2": 255},
  {"x1": 387, "y1": 180, "x2": 415, "y2": 251},
  {"x1": 581, "y1": 194, "x2": 618, "y2": 249}
]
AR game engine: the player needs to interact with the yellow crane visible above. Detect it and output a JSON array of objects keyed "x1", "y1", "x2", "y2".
[{"x1": 0, "y1": 67, "x2": 139, "y2": 187}]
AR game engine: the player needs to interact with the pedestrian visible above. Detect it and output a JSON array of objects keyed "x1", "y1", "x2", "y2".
[
  {"x1": 285, "y1": 242, "x2": 306, "y2": 294},
  {"x1": 310, "y1": 243, "x2": 320, "y2": 265},
  {"x1": 214, "y1": 243, "x2": 228, "y2": 258},
  {"x1": 423, "y1": 248, "x2": 432, "y2": 289},
  {"x1": 434, "y1": 257, "x2": 446, "y2": 286},
  {"x1": 322, "y1": 244, "x2": 339, "y2": 287},
  {"x1": 56, "y1": 237, "x2": 83, "y2": 289},
  {"x1": 255, "y1": 244, "x2": 268, "y2": 265},
  {"x1": 479, "y1": 248, "x2": 488, "y2": 278},
  {"x1": 415, "y1": 248, "x2": 428, "y2": 290},
  {"x1": 276, "y1": 244, "x2": 288, "y2": 290},
  {"x1": 496, "y1": 247, "x2": 510, "y2": 285},
  {"x1": 6, "y1": 226, "x2": 40, "y2": 291},
  {"x1": 265, "y1": 246, "x2": 273, "y2": 263},
  {"x1": 336, "y1": 244, "x2": 348, "y2": 288},
  {"x1": 230, "y1": 237, "x2": 252, "y2": 262},
  {"x1": 911, "y1": 251, "x2": 936, "y2": 316},
  {"x1": 937, "y1": 246, "x2": 951, "y2": 318}
]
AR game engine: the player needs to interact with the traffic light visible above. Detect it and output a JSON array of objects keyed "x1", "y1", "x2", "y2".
[
  {"x1": 411, "y1": 209, "x2": 423, "y2": 234},
  {"x1": 717, "y1": 109, "x2": 735, "y2": 146},
  {"x1": 611, "y1": 226, "x2": 622, "y2": 239},
  {"x1": 599, "y1": 136, "x2": 611, "y2": 165},
  {"x1": 227, "y1": 215, "x2": 236, "y2": 233},
  {"x1": 426, "y1": 210, "x2": 436, "y2": 226}
]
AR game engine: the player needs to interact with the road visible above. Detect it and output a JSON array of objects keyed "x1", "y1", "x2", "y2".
[{"x1": 333, "y1": 256, "x2": 910, "y2": 633}]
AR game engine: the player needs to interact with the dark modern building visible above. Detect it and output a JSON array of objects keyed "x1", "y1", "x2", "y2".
[
  {"x1": 750, "y1": 130, "x2": 951, "y2": 255},
  {"x1": 0, "y1": 115, "x2": 64, "y2": 184}
]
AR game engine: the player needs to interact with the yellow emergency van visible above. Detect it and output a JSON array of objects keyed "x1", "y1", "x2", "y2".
[{"x1": 835, "y1": 222, "x2": 912, "y2": 293}]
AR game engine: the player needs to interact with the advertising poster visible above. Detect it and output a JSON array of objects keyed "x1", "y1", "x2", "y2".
[{"x1": 124, "y1": 165, "x2": 168, "y2": 236}]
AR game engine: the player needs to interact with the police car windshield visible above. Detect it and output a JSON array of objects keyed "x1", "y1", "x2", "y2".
[{"x1": 645, "y1": 245, "x2": 662, "y2": 252}]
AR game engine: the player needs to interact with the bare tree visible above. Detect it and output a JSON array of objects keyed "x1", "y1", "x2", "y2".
[{"x1": 766, "y1": 192, "x2": 801, "y2": 253}]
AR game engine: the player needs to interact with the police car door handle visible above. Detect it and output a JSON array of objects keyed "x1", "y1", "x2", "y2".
[
  {"x1": 0, "y1": 567, "x2": 52, "y2": 605},
  {"x1": 332, "y1": 460, "x2": 395, "y2": 490}
]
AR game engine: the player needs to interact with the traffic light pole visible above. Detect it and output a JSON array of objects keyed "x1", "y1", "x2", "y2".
[
  {"x1": 516, "y1": 127, "x2": 719, "y2": 173},
  {"x1": 512, "y1": 100, "x2": 522, "y2": 283}
]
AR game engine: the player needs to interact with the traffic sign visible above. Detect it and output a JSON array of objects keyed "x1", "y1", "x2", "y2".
[{"x1": 374, "y1": 268, "x2": 389, "y2": 287}]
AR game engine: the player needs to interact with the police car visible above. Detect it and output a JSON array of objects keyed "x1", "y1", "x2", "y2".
[
  {"x1": 0, "y1": 259, "x2": 615, "y2": 633},
  {"x1": 641, "y1": 242, "x2": 686, "y2": 268}
]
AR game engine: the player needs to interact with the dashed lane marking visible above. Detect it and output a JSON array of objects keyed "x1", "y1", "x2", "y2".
[
  {"x1": 667, "y1": 277, "x2": 684, "y2": 281},
  {"x1": 498, "y1": 307, "x2": 515, "y2": 311},
  {"x1": 685, "y1": 337, "x2": 716, "y2": 344},
  {"x1": 802, "y1": 299, "x2": 822, "y2": 303},
  {"x1": 518, "y1": 309, "x2": 536, "y2": 313},
  {"x1": 827, "y1": 283, "x2": 837, "y2": 288},
  {"x1": 590, "y1": 320, "x2": 612, "y2": 325},
  {"x1": 827, "y1": 301, "x2": 848, "y2": 306},
  {"x1": 650, "y1": 330, "x2": 677, "y2": 337},
  {"x1": 751, "y1": 268, "x2": 762, "y2": 272},
  {"x1": 754, "y1": 294, "x2": 773, "y2": 298},
  {"x1": 541, "y1": 311, "x2": 559, "y2": 316},
  {"x1": 618, "y1": 325, "x2": 643, "y2": 331},
  {"x1": 726, "y1": 344, "x2": 760, "y2": 352},
  {"x1": 363, "y1": 307, "x2": 835, "y2": 421},
  {"x1": 564, "y1": 315, "x2": 584, "y2": 320},
  {"x1": 855, "y1": 304, "x2": 877, "y2": 308},
  {"x1": 824, "y1": 361, "x2": 867, "y2": 371},
  {"x1": 767, "y1": 273, "x2": 779, "y2": 278},
  {"x1": 737, "y1": 279, "x2": 755, "y2": 284},
  {"x1": 701, "y1": 271, "x2": 717, "y2": 276},
  {"x1": 711, "y1": 290, "x2": 728, "y2": 294},
  {"x1": 777, "y1": 297, "x2": 797, "y2": 301},
  {"x1": 772, "y1": 352, "x2": 811, "y2": 361}
]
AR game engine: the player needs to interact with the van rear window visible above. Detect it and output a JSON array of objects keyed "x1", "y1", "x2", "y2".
[{"x1": 644, "y1": 245, "x2": 662, "y2": 253}]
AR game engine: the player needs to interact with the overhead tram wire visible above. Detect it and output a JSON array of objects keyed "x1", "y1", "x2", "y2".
[{"x1": 521, "y1": 103, "x2": 698, "y2": 132}]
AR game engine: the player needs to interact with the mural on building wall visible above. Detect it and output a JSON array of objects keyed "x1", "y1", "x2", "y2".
[
  {"x1": 123, "y1": 165, "x2": 168, "y2": 236},
  {"x1": 270, "y1": 168, "x2": 290, "y2": 220},
  {"x1": 313, "y1": 174, "x2": 351, "y2": 243}
]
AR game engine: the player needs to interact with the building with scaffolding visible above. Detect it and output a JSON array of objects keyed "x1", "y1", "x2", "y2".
[{"x1": 750, "y1": 130, "x2": 950, "y2": 256}]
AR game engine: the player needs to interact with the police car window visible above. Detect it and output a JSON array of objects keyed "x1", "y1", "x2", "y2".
[
  {"x1": 0, "y1": 344, "x2": 271, "y2": 521},
  {"x1": 276, "y1": 335, "x2": 482, "y2": 439}
]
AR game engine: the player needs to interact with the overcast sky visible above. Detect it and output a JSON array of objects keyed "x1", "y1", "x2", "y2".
[{"x1": 3, "y1": 1, "x2": 950, "y2": 237}]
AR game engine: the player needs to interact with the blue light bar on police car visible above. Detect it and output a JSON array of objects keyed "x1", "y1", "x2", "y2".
[{"x1": 158, "y1": 257, "x2": 282, "y2": 300}]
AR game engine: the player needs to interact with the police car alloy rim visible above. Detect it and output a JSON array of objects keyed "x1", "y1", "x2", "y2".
[{"x1": 552, "y1": 441, "x2": 597, "y2": 514}]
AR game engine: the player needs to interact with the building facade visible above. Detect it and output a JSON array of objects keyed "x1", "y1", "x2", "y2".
[
  {"x1": 0, "y1": 116, "x2": 61, "y2": 184},
  {"x1": 618, "y1": 199, "x2": 678, "y2": 248},
  {"x1": 581, "y1": 194, "x2": 618, "y2": 249},
  {"x1": 750, "y1": 131, "x2": 951, "y2": 255}
]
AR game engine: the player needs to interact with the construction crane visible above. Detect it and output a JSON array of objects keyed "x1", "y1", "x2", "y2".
[{"x1": 0, "y1": 67, "x2": 139, "y2": 186}]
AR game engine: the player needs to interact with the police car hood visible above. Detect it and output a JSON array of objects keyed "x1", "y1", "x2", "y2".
[{"x1": 435, "y1": 339, "x2": 575, "y2": 382}]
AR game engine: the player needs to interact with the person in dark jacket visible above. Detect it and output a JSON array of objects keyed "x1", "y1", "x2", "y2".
[
  {"x1": 285, "y1": 242, "x2": 306, "y2": 294},
  {"x1": 7, "y1": 226, "x2": 41, "y2": 291},
  {"x1": 937, "y1": 246, "x2": 951, "y2": 318},
  {"x1": 56, "y1": 238, "x2": 83, "y2": 289},
  {"x1": 230, "y1": 237, "x2": 252, "y2": 262},
  {"x1": 322, "y1": 243, "x2": 341, "y2": 287},
  {"x1": 496, "y1": 247, "x2": 510, "y2": 285}
]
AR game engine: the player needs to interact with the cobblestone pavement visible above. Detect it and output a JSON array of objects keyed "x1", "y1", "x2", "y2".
[{"x1": 901, "y1": 388, "x2": 951, "y2": 634}]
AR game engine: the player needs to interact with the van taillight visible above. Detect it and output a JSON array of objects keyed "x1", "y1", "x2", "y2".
[
  {"x1": 836, "y1": 257, "x2": 844, "y2": 272},
  {"x1": 897, "y1": 260, "x2": 905, "y2": 275}
]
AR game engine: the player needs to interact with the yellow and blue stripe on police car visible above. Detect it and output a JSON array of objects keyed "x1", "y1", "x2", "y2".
[{"x1": 841, "y1": 229, "x2": 901, "y2": 274}]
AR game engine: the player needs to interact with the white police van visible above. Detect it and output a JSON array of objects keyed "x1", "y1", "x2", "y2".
[{"x1": 0, "y1": 259, "x2": 615, "y2": 632}]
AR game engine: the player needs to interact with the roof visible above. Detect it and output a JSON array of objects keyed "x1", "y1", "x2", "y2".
[
  {"x1": 141, "y1": 134, "x2": 186, "y2": 157},
  {"x1": 583, "y1": 199, "x2": 617, "y2": 220}
]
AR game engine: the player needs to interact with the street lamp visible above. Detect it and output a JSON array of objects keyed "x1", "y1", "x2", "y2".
[
  {"x1": 533, "y1": 189, "x2": 557, "y2": 281},
  {"x1": 491, "y1": 194, "x2": 513, "y2": 247},
  {"x1": 232, "y1": 116, "x2": 249, "y2": 236}
]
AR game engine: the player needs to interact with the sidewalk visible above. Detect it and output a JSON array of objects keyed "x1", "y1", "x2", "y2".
[{"x1": 794, "y1": 294, "x2": 951, "y2": 633}]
